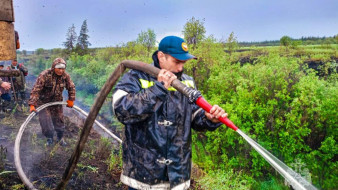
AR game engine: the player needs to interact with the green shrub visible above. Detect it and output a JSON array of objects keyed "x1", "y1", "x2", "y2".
[{"x1": 197, "y1": 169, "x2": 254, "y2": 190}]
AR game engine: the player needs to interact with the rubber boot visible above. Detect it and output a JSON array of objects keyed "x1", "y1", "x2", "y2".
[
  {"x1": 21, "y1": 92, "x2": 27, "y2": 106},
  {"x1": 46, "y1": 138, "x2": 53, "y2": 146},
  {"x1": 57, "y1": 132, "x2": 67, "y2": 146},
  {"x1": 2, "y1": 100, "x2": 10, "y2": 113}
]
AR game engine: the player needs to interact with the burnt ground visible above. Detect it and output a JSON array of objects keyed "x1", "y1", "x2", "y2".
[
  {"x1": 0, "y1": 74, "x2": 203, "y2": 190},
  {"x1": 0, "y1": 74, "x2": 126, "y2": 189},
  {"x1": 0, "y1": 109, "x2": 203, "y2": 190},
  {"x1": 0, "y1": 99, "x2": 203, "y2": 190},
  {"x1": 0, "y1": 105, "x2": 127, "y2": 190}
]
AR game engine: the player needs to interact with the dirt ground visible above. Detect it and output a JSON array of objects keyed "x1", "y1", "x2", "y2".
[
  {"x1": 0, "y1": 76, "x2": 203, "y2": 189},
  {"x1": 0, "y1": 105, "x2": 127, "y2": 190},
  {"x1": 0, "y1": 105, "x2": 203, "y2": 190}
]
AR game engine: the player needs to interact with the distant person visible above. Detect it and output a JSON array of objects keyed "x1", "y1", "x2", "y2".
[
  {"x1": 0, "y1": 64, "x2": 12, "y2": 113},
  {"x1": 28, "y1": 58, "x2": 76, "y2": 146},
  {"x1": 7, "y1": 59, "x2": 28, "y2": 105},
  {"x1": 112, "y1": 36, "x2": 227, "y2": 190}
]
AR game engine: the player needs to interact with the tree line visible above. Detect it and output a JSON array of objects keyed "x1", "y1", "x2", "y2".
[{"x1": 62, "y1": 17, "x2": 337, "y2": 61}]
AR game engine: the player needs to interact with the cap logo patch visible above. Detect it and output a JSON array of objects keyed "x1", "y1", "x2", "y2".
[{"x1": 181, "y1": 42, "x2": 188, "y2": 51}]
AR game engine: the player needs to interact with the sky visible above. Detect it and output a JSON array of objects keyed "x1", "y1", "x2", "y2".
[{"x1": 12, "y1": 0, "x2": 338, "y2": 51}]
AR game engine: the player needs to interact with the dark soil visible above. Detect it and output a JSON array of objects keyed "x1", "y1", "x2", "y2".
[
  {"x1": 0, "y1": 109, "x2": 203, "y2": 190},
  {"x1": 0, "y1": 105, "x2": 126, "y2": 190},
  {"x1": 0, "y1": 76, "x2": 203, "y2": 189}
]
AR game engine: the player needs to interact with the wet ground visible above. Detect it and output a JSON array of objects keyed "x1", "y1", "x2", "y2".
[
  {"x1": 0, "y1": 106, "x2": 126, "y2": 190},
  {"x1": 0, "y1": 75, "x2": 203, "y2": 189}
]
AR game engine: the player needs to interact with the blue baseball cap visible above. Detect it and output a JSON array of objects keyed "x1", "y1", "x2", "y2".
[{"x1": 159, "y1": 36, "x2": 196, "y2": 61}]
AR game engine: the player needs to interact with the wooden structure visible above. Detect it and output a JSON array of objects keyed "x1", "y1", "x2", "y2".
[{"x1": 0, "y1": 0, "x2": 16, "y2": 61}]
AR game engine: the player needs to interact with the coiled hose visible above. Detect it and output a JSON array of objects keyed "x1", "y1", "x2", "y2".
[{"x1": 14, "y1": 101, "x2": 122, "y2": 190}]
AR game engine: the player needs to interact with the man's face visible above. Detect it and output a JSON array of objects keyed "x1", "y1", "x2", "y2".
[
  {"x1": 54, "y1": 68, "x2": 65, "y2": 76},
  {"x1": 12, "y1": 61, "x2": 18, "y2": 66},
  {"x1": 0, "y1": 66, "x2": 4, "y2": 70},
  {"x1": 158, "y1": 52, "x2": 187, "y2": 73}
]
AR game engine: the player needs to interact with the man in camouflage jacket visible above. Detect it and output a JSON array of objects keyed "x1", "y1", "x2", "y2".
[{"x1": 28, "y1": 58, "x2": 76, "y2": 146}]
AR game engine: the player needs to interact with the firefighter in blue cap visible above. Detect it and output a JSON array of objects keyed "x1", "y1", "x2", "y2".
[{"x1": 112, "y1": 36, "x2": 227, "y2": 190}]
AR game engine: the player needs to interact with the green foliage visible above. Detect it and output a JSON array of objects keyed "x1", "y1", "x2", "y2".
[
  {"x1": 197, "y1": 169, "x2": 254, "y2": 190},
  {"x1": 185, "y1": 36, "x2": 226, "y2": 91},
  {"x1": 21, "y1": 37, "x2": 337, "y2": 189},
  {"x1": 63, "y1": 24, "x2": 77, "y2": 51},
  {"x1": 182, "y1": 17, "x2": 206, "y2": 47},
  {"x1": 96, "y1": 137, "x2": 113, "y2": 159},
  {"x1": 192, "y1": 53, "x2": 337, "y2": 188},
  {"x1": 136, "y1": 28, "x2": 156, "y2": 54},
  {"x1": 76, "y1": 20, "x2": 91, "y2": 55},
  {"x1": 306, "y1": 134, "x2": 337, "y2": 189},
  {"x1": 254, "y1": 177, "x2": 289, "y2": 190},
  {"x1": 225, "y1": 32, "x2": 239, "y2": 55},
  {"x1": 291, "y1": 40, "x2": 302, "y2": 49},
  {"x1": 119, "y1": 41, "x2": 153, "y2": 62},
  {"x1": 9, "y1": 184, "x2": 25, "y2": 190},
  {"x1": 108, "y1": 146, "x2": 122, "y2": 172},
  {"x1": 35, "y1": 48, "x2": 45, "y2": 55},
  {"x1": 280, "y1": 36, "x2": 292, "y2": 47}
]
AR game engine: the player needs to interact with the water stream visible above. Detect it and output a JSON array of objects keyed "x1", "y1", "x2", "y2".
[{"x1": 236, "y1": 129, "x2": 317, "y2": 190}]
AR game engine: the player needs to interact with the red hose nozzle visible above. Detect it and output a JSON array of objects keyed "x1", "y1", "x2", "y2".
[{"x1": 195, "y1": 97, "x2": 238, "y2": 131}]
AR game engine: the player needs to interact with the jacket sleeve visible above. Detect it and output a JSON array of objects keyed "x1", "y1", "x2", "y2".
[
  {"x1": 65, "y1": 73, "x2": 76, "y2": 101},
  {"x1": 28, "y1": 71, "x2": 47, "y2": 106},
  {"x1": 189, "y1": 78, "x2": 222, "y2": 131},
  {"x1": 191, "y1": 104, "x2": 223, "y2": 131},
  {"x1": 113, "y1": 70, "x2": 168, "y2": 125},
  {"x1": 19, "y1": 64, "x2": 28, "y2": 76}
]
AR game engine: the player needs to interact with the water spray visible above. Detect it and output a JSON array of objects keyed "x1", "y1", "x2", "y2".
[{"x1": 195, "y1": 97, "x2": 317, "y2": 190}]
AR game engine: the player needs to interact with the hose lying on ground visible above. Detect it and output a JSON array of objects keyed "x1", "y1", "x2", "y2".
[{"x1": 14, "y1": 101, "x2": 121, "y2": 190}]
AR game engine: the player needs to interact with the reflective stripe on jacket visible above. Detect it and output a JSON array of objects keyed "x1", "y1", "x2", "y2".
[{"x1": 113, "y1": 65, "x2": 221, "y2": 189}]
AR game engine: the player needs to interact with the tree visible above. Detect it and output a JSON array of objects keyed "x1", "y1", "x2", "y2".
[
  {"x1": 280, "y1": 36, "x2": 292, "y2": 47},
  {"x1": 182, "y1": 17, "x2": 206, "y2": 47},
  {"x1": 63, "y1": 24, "x2": 77, "y2": 51},
  {"x1": 76, "y1": 20, "x2": 91, "y2": 54},
  {"x1": 225, "y1": 31, "x2": 239, "y2": 55},
  {"x1": 35, "y1": 48, "x2": 45, "y2": 55},
  {"x1": 291, "y1": 40, "x2": 302, "y2": 48},
  {"x1": 136, "y1": 29, "x2": 156, "y2": 53}
]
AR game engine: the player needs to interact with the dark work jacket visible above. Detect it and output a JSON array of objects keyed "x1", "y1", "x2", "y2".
[{"x1": 113, "y1": 55, "x2": 222, "y2": 189}]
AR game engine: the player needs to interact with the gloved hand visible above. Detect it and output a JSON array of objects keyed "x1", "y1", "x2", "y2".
[
  {"x1": 29, "y1": 105, "x2": 37, "y2": 113},
  {"x1": 66, "y1": 100, "x2": 74, "y2": 108}
]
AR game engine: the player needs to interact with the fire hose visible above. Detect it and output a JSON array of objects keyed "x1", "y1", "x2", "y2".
[
  {"x1": 14, "y1": 60, "x2": 317, "y2": 190},
  {"x1": 14, "y1": 101, "x2": 122, "y2": 190}
]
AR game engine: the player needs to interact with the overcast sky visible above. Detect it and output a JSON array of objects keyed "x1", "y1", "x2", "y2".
[{"x1": 13, "y1": 0, "x2": 338, "y2": 51}]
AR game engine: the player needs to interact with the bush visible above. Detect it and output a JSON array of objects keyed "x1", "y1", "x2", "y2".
[{"x1": 197, "y1": 169, "x2": 254, "y2": 190}]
